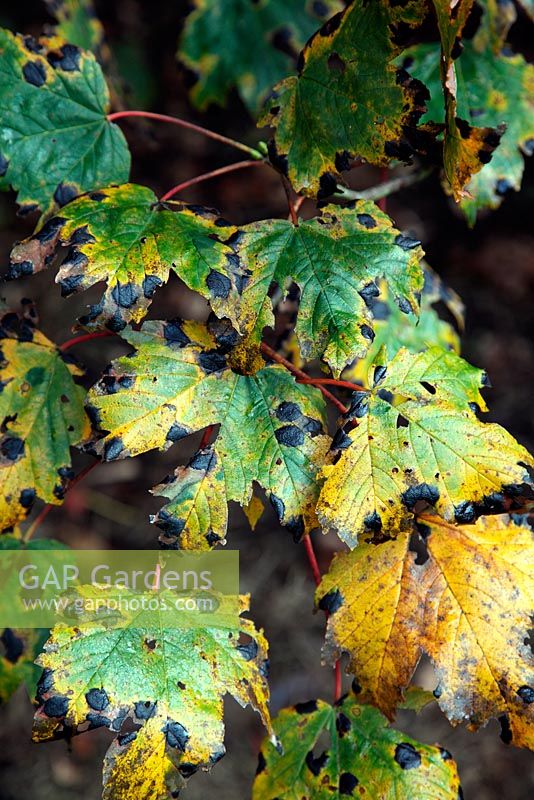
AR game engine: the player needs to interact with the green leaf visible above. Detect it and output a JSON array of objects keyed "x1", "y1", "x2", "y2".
[
  {"x1": 178, "y1": 0, "x2": 343, "y2": 116},
  {"x1": 0, "y1": 28, "x2": 130, "y2": 214},
  {"x1": 9, "y1": 185, "x2": 241, "y2": 332},
  {"x1": 213, "y1": 202, "x2": 424, "y2": 376},
  {"x1": 33, "y1": 595, "x2": 272, "y2": 798},
  {"x1": 253, "y1": 692, "x2": 461, "y2": 799},
  {"x1": 343, "y1": 265, "x2": 463, "y2": 385},
  {"x1": 318, "y1": 346, "x2": 533, "y2": 547},
  {"x1": 44, "y1": 0, "x2": 104, "y2": 53},
  {"x1": 86, "y1": 320, "x2": 331, "y2": 544},
  {"x1": 259, "y1": 0, "x2": 431, "y2": 196},
  {"x1": 0, "y1": 305, "x2": 90, "y2": 532},
  {"x1": 404, "y1": 35, "x2": 534, "y2": 223},
  {"x1": 0, "y1": 627, "x2": 48, "y2": 703}
]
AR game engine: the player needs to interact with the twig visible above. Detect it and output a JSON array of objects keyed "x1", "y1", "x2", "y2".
[
  {"x1": 160, "y1": 160, "x2": 266, "y2": 203},
  {"x1": 332, "y1": 167, "x2": 433, "y2": 204},
  {"x1": 297, "y1": 376, "x2": 365, "y2": 393},
  {"x1": 281, "y1": 176, "x2": 299, "y2": 226},
  {"x1": 60, "y1": 331, "x2": 116, "y2": 352},
  {"x1": 107, "y1": 110, "x2": 264, "y2": 160},
  {"x1": 259, "y1": 342, "x2": 347, "y2": 415}
]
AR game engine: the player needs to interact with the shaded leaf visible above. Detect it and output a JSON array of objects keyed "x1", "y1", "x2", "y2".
[
  {"x1": 215, "y1": 202, "x2": 424, "y2": 376},
  {"x1": 9, "y1": 185, "x2": 239, "y2": 332},
  {"x1": 0, "y1": 627, "x2": 48, "y2": 703},
  {"x1": 317, "y1": 514, "x2": 534, "y2": 748},
  {"x1": 0, "y1": 28, "x2": 130, "y2": 214},
  {"x1": 259, "y1": 0, "x2": 431, "y2": 196},
  {"x1": 34, "y1": 594, "x2": 271, "y2": 796},
  {"x1": 179, "y1": 0, "x2": 343, "y2": 115},
  {"x1": 87, "y1": 320, "x2": 330, "y2": 544},
  {"x1": 0, "y1": 305, "x2": 90, "y2": 531},
  {"x1": 44, "y1": 0, "x2": 104, "y2": 53},
  {"x1": 343, "y1": 265, "x2": 463, "y2": 386},
  {"x1": 404, "y1": 30, "x2": 534, "y2": 223},
  {"x1": 253, "y1": 691, "x2": 461, "y2": 799},
  {"x1": 317, "y1": 347, "x2": 533, "y2": 547}
]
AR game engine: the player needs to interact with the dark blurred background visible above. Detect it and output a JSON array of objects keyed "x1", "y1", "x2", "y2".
[{"x1": 0, "y1": 1, "x2": 533, "y2": 798}]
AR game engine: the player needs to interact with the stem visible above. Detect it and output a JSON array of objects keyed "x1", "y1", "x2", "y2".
[
  {"x1": 334, "y1": 662, "x2": 343, "y2": 703},
  {"x1": 160, "y1": 160, "x2": 265, "y2": 203},
  {"x1": 60, "y1": 330, "x2": 116, "y2": 351},
  {"x1": 259, "y1": 343, "x2": 347, "y2": 415},
  {"x1": 378, "y1": 166, "x2": 389, "y2": 213},
  {"x1": 281, "y1": 176, "x2": 298, "y2": 226},
  {"x1": 297, "y1": 376, "x2": 365, "y2": 393},
  {"x1": 107, "y1": 110, "x2": 264, "y2": 160},
  {"x1": 23, "y1": 461, "x2": 98, "y2": 542},
  {"x1": 333, "y1": 167, "x2": 433, "y2": 204},
  {"x1": 199, "y1": 425, "x2": 215, "y2": 449}
]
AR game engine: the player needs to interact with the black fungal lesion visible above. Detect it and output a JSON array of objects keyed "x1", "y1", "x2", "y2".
[
  {"x1": 394, "y1": 742, "x2": 422, "y2": 769},
  {"x1": 318, "y1": 588, "x2": 343, "y2": 614},
  {"x1": 401, "y1": 482, "x2": 439, "y2": 510},
  {"x1": 164, "y1": 719, "x2": 189, "y2": 751},
  {"x1": 339, "y1": 772, "x2": 359, "y2": 794},
  {"x1": 22, "y1": 60, "x2": 47, "y2": 87},
  {"x1": 0, "y1": 628, "x2": 24, "y2": 663},
  {"x1": 305, "y1": 748, "x2": 328, "y2": 775},
  {"x1": 47, "y1": 44, "x2": 82, "y2": 72},
  {"x1": 294, "y1": 699, "x2": 318, "y2": 714},
  {"x1": 163, "y1": 319, "x2": 192, "y2": 348}
]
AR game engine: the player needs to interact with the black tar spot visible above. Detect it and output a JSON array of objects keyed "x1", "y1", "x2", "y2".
[
  {"x1": 0, "y1": 629, "x2": 24, "y2": 663},
  {"x1": 401, "y1": 483, "x2": 439, "y2": 509},
  {"x1": 339, "y1": 772, "x2": 359, "y2": 794},
  {"x1": 394, "y1": 742, "x2": 421, "y2": 769},
  {"x1": 103, "y1": 437, "x2": 124, "y2": 461},
  {"x1": 142, "y1": 275, "x2": 163, "y2": 299},
  {"x1": 275, "y1": 401, "x2": 301, "y2": 422},
  {"x1": 164, "y1": 720, "x2": 189, "y2": 751},
  {"x1": 53, "y1": 183, "x2": 78, "y2": 207},
  {"x1": 163, "y1": 320, "x2": 190, "y2": 347},
  {"x1": 336, "y1": 712, "x2": 351, "y2": 736},
  {"x1": 517, "y1": 686, "x2": 534, "y2": 704},
  {"x1": 198, "y1": 350, "x2": 227, "y2": 373},
  {"x1": 206, "y1": 269, "x2": 231, "y2": 299},
  {"x1": 295, "y1": 699, "x2": 317, "y2": 714},
  {"x1": 134, "y1": 700, "x2": 156, "y2": 720},
  {"x1": 43, "y1": 695, "x2": 69, "y2": 718},
  {"x1": 305, "y1": 749, "x2": 328, "y2": 775},
  {"x1": 318, "y1": 589, "x2": 342, "y2": 614},
  {"x1": 22, "y1": 60, "x2": 47, "y2": 87},
  {"x1": 85, "y1": 688, "x2": 109, "y2": 711},
  {"x1": 357, "y1": 213, "x2": 377, "y2": 229},
  {"x1": 395, "y1": 234, "x2": 421, "y2": 251},
  {"x1": 1, "y1": 436, "x2": 24, "y2": 461},
  {"x1": 19, "y1": 487, "x2": 36, "y2": 508},
  {"x1": 237, "y1": 640, "x2": 259, "y2": 661},
  {"x1": 275, "y1": 425, "x2": 305, "y2": 447},
  {"x1": 47, "y1": 44, "x2": 81, "y2": 72}
]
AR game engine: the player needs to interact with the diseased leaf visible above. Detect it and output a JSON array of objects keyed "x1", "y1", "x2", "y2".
[
  {"x1": 44, "y1": 0, "x2": 104, "y2": 53},
  {"x1": 0, "y1": 305, "x2": 90, "y2": 532},
  {"x1": 87, "y1": 320, "x2": 330, "y2": 545},
  {"x1": 317, "y1": 514, "x2": 534, "y2": 748},
  {"x1": 259, "y1": 0, "x2": 431, "y2": 196},
  {"x1": 179, "y1": 0, "x2": 343, "y2": 115},
  {"x1": 0, "y1": 627, "x2": 48, "y2": 703},
  {"x1": 9, "y1": 185, "x2": 240, "y2": 332},
  {"x1": 404, "y1": 30, "x2": 534, "y2": 223},
  {"x1": 213, "y1": 203, "x2": 424, "y2": 376},
  {"x1": 343, "y1": 265, "x2": 463, "y2": 386},
  {"x1": 0, "y1": 28, "x2": 130, "y2": 214},
  {"x1": 33, "y1": 594, "x2": 272, "y2": 796},
  {"x1": 317, "y1": 346, "x2": 533, "y2": 547},
  {"x1": 431, "y1": 0, "x2": 503, "y2": 201},
  {"x1": 253, "y1": 691, "x2": 461, "y2": 799}
]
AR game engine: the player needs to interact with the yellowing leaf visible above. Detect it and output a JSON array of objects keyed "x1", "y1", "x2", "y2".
[
  {"x1": 244, "y1": 493, "x2": 265, "y2": 531},
  {"x1": 34, "y1": 595, "x2": 271, "y2": 796},
  {"x1": 87, "y1": 320, "x2": 330, "y2": 543},
  {"x1": 260, "y1": 0, "x2": 432, "y2": 196},
  {"x1": 0, "y1": 28, "x2": 130, "y2": 214},
  {"x1": 0, "y1": 306, "x2": 90, "y2": 531},
  {"x1": 317, "y1": 514, "x2": 534, "y2": 748},
  {"x1": 253, "y1": 691, "x2": 461, "y2": 799},
  {"x1": 318, "y1": 347, "x2": 533, "y2": 547},
  {"x1": 44, "y1": 0, "x2": 104, "y2": 53},
  {"x1": 9, "y1": 185, "x2": 240, "y2": 332}
]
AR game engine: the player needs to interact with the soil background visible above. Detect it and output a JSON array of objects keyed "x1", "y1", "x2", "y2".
[{"x1": 0, "y1": 1, "x2": 533, "y2": 798}]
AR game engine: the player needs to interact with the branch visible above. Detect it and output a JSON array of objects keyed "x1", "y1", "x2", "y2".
[
  {"x1": 107, "y1": 110, "x2": 264, "y2": 160},
  {"x1": 332, "y1": 167, "x2": 433, "y2": 204},
  {"x1": 160, "y1": 160, "x2": 266, "y2": 202}
]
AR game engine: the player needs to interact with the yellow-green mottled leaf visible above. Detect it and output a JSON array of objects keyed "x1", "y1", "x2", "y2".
[
  {"x1": 0, "y1": 28, "x2": 130, "y2": 214},
  {"x1": 343, "y1": 265, "x2": 463, "y2": 386},
  {"x1": 44, "y1": 0, "x2": 104, "y2": 53},
  {"x1": 0, "y1": 306, "x2": 90, "y2": 532},
  {"x1": 179, "y1": 0, "x2": 343, "y2": 115},
  {"x1": 259, "y1": 0, "x2": 432, "y2": 196},
  {"x1": 9, "y1": 185, "x2": 240, "y2": 332},
  {"x1": 215, "y1": 203, "x2": 424, "y2": 376},
  {"x1": 253, "y1": 691, "x2": 461, "y2": 799},
  {"x1": 404, "y1": 30, "x2": 534, "y2": 223},
  {"x1": 87, "y1": 320, "x2": 330, "y2": 543},
  {"x1": 318, "y1": 347, "x2": 533, "y2": 547},
  {"x1": 317, "y1": 515, "x2": 534, "y2": 749},
  {"x1": 33, "y1": 594, "x2": 271, "y2": 796}
]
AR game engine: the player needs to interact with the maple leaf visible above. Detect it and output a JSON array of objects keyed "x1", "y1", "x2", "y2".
[
  {"x1": 317, "y1": 346, "x2": 533, "y2": 547},
  {"x1": 33, "y1": 593, "x2": 272, "y2": 798},
  {"x1": 404, "y1": 18, "x2": 534, "y2": 222},
  {"x1": 259, "y1": 0, "x2": 432, "y2": 196},
  {"x1": 0, "y1": 305, "x2": 90, "y2": 532},
  {"x1": 86, "y1": 319, "x2": 330, "y2": 544},
  {"x1": 178, "y1": 0, "x2": 343, "y2": 115},
  {"x1": 9, "y1": 185, "x2": 241, "y2": 332},
  {"x1": 44, "y1": 0, "x2": 104, "y2": 53},
  {"x1": 317, "y1": 514, "x2": 534, "y2": 749},
  {"x1": 0, "y1": 28, "x2": 130, "y2": 215},
  {"x1": 253, "y1": 690, "x2": 461, "y2": 799},
  {"x1": 343, "y1": 265, "x2": 464, "y2": 386},
  {"x1": 212, "y1": 202, "x2": 424, "y2": 376}
]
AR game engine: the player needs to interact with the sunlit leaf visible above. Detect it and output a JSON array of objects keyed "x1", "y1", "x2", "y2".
[
  {"x1": 0, "y1": 305, "x2": 90, "y2": 532},
  {"x1": 179, "y1": 0, "x2": 343, "y2": 115},
  {"x1": 253, "y1": 690, "x2": 461, "y2": 799},
  {"x1": 0, "y1": 28, "x2": 130, "y2": 214},
  {"x1": 317, "y1": 514, "x2": 534, "y2": 749},
  {"x1": 259, "y1": 0, "x2": 432, "y2": 196},
  {"x1": 317, "y1": 347, "x2": 533, "y2": 547}
]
